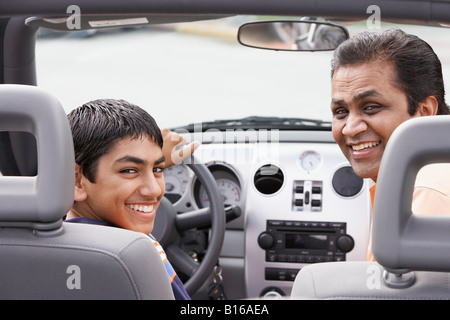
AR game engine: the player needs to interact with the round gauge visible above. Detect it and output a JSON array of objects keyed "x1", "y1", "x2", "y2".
[
  {"x1": 163, "y1": 165, "x2": 190, "y2": 204},
  {"x1": 198, "y1": 178, "x2": 241, "y2": 208},
  {"x1": 300, "y1": 150, "x2": 322, "y2": 172}
]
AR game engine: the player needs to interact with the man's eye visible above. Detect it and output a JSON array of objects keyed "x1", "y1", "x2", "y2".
[
  {"x1": 364, "y1": 105, "x2": 381, "y2": 113},
  {"x1": 333, "y1": 108, "x2": 348, "y2": 119}
]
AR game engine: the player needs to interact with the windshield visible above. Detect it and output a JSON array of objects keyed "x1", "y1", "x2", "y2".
[{"x1": 35, "y1": 16, "x2": 450, "y2": 130}]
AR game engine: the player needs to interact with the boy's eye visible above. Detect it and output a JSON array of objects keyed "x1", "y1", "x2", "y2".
[
  {"x1": 120, "y1": 168, "x2": 137, "y2": 174},
  {"x1": 154, "y1": 167, "x2": 165, "y2": 174}
]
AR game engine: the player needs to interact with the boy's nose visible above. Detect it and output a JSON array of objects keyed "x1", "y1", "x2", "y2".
[{"x1": 139, "y1": 173, "x2": 163, "y2": 198}]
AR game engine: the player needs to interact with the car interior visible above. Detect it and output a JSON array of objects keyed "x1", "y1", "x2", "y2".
[
  {"x1": 0, "y1": 84, "x2": 175, "y2": 299},
  {"x1": 0, "y1": 0, "x2": 450, "y2": 300},
  {"x1": 291, "y1": 115, "x2": 450, "y2": 299}
]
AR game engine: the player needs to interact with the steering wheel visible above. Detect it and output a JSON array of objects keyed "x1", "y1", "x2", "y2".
[{"x1": 152, "y1": 157, "x2": 226, "y2": 296}]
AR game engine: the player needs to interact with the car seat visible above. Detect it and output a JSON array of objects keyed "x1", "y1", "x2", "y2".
[{"x1": 0, "y1": 84, "x2": 174, "y2": 299}]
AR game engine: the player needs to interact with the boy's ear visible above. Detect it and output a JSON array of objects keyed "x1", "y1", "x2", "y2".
[{"x1": 74, "y1": 163, "x2": 88, "y2": 202}]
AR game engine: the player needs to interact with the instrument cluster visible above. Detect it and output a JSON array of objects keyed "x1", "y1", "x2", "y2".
[{"x1": 163, "y1": 161, "x2": 242, "y2": 212}]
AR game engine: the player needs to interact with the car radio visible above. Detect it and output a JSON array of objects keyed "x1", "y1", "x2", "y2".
[{"x1": 258, "y1": 220, "x2": 354, "y2": 264}]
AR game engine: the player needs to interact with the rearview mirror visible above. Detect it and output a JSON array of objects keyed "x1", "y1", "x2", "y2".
[{"x1": 238, "y1": 20, "x2": 349, "y2": 51}]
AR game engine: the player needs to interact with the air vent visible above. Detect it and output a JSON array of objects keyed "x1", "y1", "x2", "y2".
[
  {"x1": 332, "y1": 166, "x2": 363, "y2": 197},
  {"x1": 254, "y1": 164, "x2": 284, "y2": 195}
]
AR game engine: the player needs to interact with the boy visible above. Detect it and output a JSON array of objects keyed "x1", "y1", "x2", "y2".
[{"x1": 65, "y1": 99, "x2": 194, "y2": 299}]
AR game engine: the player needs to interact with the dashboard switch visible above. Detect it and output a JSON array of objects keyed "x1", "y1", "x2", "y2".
[
  {"x1": 258, "y1": 232, "x2": 275, "y2": 250},
  {"x1": 336, "y1": 235, "x2": 355, "y2": 253}
]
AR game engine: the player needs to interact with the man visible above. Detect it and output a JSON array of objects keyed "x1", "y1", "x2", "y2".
[
  {"x1": 65, "y1": 99, "x2": 198, "y2": 299},
  {"x1": 330, "y1": 29, "x2": 450, "y2": 260}
]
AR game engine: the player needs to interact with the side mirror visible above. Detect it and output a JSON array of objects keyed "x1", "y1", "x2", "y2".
[{"x1": 238, "y1": 20, "x2": 349, "y2": 51}]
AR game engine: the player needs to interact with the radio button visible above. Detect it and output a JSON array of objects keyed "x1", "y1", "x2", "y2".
[
  {"x1": 258, "y1": 232, "x2": 275, "y2": 250},
  {"x1": 330, "y1": 222, "x2": 345, "y2": 228},
  {"x1": 314, "y1": 256, "x2": 325, "y2": 263},
  {"x1": 267, "y1": 251, "x2": 277, "y2": 262},
  {"x1": 334, "y1": 253, "x2": 345, "y2": 261},
  {"x1": 265, "y1": 268, "x2": 300, "y2": 282},
  {"x1": 265, "y1": 268, "x2": 278, "y2": 280},
  {"x1": 268, "y1": 220, "x2": 283, "y2": 226},
  {"x1": 277, "y1": 270, "x2": 288, "y2": 281},
  {"x1": 336, "y1": 235, "x2": 355, "y2": 253},
  {"x1": 288, "y1": 270, "x2": 299, "y2": 281}
]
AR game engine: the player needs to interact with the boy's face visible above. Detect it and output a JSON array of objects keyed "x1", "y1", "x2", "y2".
[{"x1": 73, "y1": 135, "x2": 165, "y2": 234}]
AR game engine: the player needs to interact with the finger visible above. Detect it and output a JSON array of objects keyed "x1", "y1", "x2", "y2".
[{"x1": 173, "y1": 141, "x2": 200, "y2": 165}]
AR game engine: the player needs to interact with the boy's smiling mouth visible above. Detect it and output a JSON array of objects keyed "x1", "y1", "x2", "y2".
[{"x1": 126, "y1": 203, "x2": 155, "y2": 214}]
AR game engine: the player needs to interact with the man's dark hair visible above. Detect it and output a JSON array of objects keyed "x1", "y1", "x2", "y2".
[
  {"x1": 331, "y1": 29, "x2": 449, "y2": 115},
  {"x1": 67, "y1": 99, "x2": 163, "y2": 182}
]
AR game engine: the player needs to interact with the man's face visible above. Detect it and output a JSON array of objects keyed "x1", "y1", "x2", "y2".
[
  {"x1": 331, "y1": 61, "x2": 414, "y2": 181},
  {"x1": 74, "y1": 136, "x2": 165, "y2": 234}
]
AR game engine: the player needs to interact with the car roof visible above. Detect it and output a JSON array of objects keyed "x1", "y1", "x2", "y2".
[{"x1": 1, "y1": 0, "x2": 450, "y2": 26}]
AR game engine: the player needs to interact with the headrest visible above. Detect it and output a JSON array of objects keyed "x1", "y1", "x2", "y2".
[
  {"x1": 373, "y1": 115, "x2": 450, "y2": 272},
  {"x1": 0, "y1": 85, "x2": 74, "y2": 230}
]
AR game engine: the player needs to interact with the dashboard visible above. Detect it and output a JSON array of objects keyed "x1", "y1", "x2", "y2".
[
  {"x1": 164, "y1": 161, "x2": 242, "y2": 211},
  {"x1": 163, "y1": 129, "x2": 371, "y2": 299}
]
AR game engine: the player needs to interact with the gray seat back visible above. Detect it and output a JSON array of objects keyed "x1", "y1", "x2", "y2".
[
  {"x1": 0, "y1": 84, "x2": 174, "y2": 299},
  {"x1": 372, "y1": 115, "x2": 450, "y2": 271},
  {"x1": 291, "y1": 116, "x2": 450, "y2": 299}
]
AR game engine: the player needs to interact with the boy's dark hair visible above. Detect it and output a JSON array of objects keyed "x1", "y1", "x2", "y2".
[
  {"x1": 331, "y1": 29, "x2": 449, "y2": 115},
  {"x1": 67, "y1": 99, "x2": 163, "y2": 182}
]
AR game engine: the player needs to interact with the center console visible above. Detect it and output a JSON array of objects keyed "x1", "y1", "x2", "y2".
[{"x1": 244, "y1": 143, "x2": 371, "y2": 298}]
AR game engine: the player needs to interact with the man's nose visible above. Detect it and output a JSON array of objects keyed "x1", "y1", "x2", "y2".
[{"x1": 342, "y1": 114, "x2": 368, "y2": 137}]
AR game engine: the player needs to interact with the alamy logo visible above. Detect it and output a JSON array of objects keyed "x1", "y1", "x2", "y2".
[
  {"x1": 66, "y1": 5, "x2": 81, "y2": 30},
  {"x1": 366, "y1": 265, "x2": 381, "y2": 289},
  {"x1": 366, "y1": 5, "x2": 381, "y2": 29},
  {"x1": 66, "y1": 265, "x2": 81, "y2": 290}
]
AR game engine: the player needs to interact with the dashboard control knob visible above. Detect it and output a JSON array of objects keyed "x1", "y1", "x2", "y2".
[
  {"x1": 260, "y1": 287, "x2": 285, "y2": 299},
  {"x1": 336, "y1": 235, "x2": 355, "y2": 253},
  {"x1": 258, "y1": 232, "x2": 275, "y2": 250}
]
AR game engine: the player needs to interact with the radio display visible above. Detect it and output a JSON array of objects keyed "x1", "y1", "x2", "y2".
[{"x1": 285, "y1": 233, "x2": 327, "y2": 250}]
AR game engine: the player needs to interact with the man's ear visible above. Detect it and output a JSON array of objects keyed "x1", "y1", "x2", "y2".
[
  {"x1": 74, "y1": 163, "x2": 88, "y2": 202},
  {"x1": 416, "y1": 96, "x2": 439, "y2": 116}
]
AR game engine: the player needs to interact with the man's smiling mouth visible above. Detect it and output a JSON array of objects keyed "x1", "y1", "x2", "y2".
[{"x1": 351, "y1": 141, "x2": 380, "y2": 151}]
